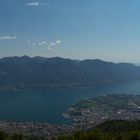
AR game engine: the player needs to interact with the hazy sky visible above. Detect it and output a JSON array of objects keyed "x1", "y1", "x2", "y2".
[{"x1": 0, "y1": 0, "x2": 140, "y2": 62}]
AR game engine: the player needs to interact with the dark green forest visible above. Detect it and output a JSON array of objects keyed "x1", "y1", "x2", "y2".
[{"x1": 54, "y1": 120, "x2": 140, "y2": 140}]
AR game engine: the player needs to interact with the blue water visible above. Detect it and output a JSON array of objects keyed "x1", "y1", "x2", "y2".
[{"x1": 0, "y1": 81, "x2": 140, "y2": 124}]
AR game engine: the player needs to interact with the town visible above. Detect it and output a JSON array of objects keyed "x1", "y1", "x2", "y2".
[{"x1": 0, "y1": 94, "x2": 140, "y2": 139}]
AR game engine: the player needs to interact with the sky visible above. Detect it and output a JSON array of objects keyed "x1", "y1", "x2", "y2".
[{"x1": 0, "y1": 0, "x2": 140, "y2": 63}]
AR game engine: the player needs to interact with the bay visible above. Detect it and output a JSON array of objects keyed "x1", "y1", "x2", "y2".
[{"x1": 0, "y1": 81, "x2": 140, "y2": 124}]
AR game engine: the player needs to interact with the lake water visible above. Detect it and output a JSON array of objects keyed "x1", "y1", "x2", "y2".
[{"x1": 0, "y1": 81, "x2": 140, "y2": 124}]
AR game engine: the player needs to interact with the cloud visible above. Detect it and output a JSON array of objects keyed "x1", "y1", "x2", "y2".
[
  {"x1": 0, "y1": 36, "x2": 17, "y2": 40},
  {"x1": 56, "y1": 40, "x2": 61, "y2": 44},
  {"x1": 48, "y1": 40, "x2": 62, "y2": 50},
  {"x1": 26, "y1": 39, "x2": 35, "y2": 47},
  {"x1": 38, "y1": 41, "x2": 47, "y2": 46},
  {"x1": 32, "y1": 42, "x2": 36, "y2": 48},
  {"x1": 25, "y1": 2, "x2": 48, "y2": 7},
  {"x1": 26, "y1": 39, "x2": 61, "y2": 49},
  {"x1": 27, "y1": 40, "x2": 32, "y2": 43},
  {"x1": 27, "y1": 40, "x2": 47, "y2": 48},
  {"x1": 25, "y1": 2, "x2": 40, "y2": 6}
]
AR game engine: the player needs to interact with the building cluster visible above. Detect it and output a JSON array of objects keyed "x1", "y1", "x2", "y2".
[{"x1": 0, "y1": 120, "x2": 76, "y2": 139}]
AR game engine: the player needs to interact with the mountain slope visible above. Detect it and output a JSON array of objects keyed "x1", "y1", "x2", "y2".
[
  {"x1": 0, "y1": 56, "x2": 140, "y2": 90},
  {"x1": 54, "y1": 120, "x2": 140, "y2": 140}
]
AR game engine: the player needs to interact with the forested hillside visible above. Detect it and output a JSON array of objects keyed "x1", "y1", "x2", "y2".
[
  {"x1": 54, "y1": 120, "x2": 140, "y2": 140},
  {"x1": 0, "y1": 56, "x2": 140, "y2": 90}
]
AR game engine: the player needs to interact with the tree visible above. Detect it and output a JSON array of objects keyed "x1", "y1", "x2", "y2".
[
  {"x1": 0, "y1": 131, "x2": 7, "y2": 140},
  {"x1": 12, "y1": 134, "x2": 23, "y2": 140},
  {"x1": 129, "y1": 133, "x2": 139, "y2": 140}
]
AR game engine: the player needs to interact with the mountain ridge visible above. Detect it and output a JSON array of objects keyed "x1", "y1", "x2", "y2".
[{"x1": 0, "y1": 56, "x2": 139, "y2": 91}]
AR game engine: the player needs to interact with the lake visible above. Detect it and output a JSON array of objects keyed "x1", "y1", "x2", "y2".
[{"x1": 0, "y1": 81, "x2": 140, "y2": 124}]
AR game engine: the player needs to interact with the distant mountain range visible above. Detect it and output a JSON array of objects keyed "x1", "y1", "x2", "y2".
[{"x1": 0, "y1": 55, "x2": 140, "y2": 90}]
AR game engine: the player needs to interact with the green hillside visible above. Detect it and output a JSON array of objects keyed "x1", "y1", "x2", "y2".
[{"x1": 53, "y1": 120, "x2": 140, "y2": 140}]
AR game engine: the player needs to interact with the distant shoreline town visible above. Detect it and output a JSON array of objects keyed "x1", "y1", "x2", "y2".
[{"x1": 1, "y1": 94, "x2": 140, "y2": 139}]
